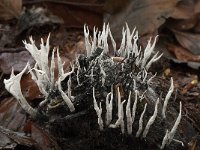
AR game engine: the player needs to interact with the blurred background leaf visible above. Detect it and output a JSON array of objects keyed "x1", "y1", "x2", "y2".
[{"x1": 0, "y1": 0, "x2": 22, "y2": 20}]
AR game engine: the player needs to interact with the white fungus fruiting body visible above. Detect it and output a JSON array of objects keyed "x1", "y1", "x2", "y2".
[
  {"x1": 4, "y1": 34, "x2": 75, "y2": 116},
  {"x1": 4, "y1": 63, "x2": 37, "y2": 117},
  {"x1": 86, "y1": 24, "x2": 183, "y2": 149},
  {"x1": 4, "y1": 23, "x2": 183, "y2": 149},
  {"x1": 142, "y1": 98, "x2": 159, "y2": 138}
]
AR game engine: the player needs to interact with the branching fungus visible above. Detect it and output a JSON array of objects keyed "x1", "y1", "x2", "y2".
[{"x1": 4, "y1": 23, "x2": 183, "y2": 149}]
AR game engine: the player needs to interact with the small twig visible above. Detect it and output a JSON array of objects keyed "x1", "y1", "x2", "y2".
[
  {"x1": 0, "y1": 72, "x2": 4, "y2": 80},
  {"x1": 23, "y1": 0, "x2": 103, "y2": 7}
]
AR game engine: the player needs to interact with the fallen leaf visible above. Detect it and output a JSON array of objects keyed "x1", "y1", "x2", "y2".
[
  {"x1": 31, "y1": 123, "x2": 61, "y2": 150},
  {"x1": 194, "y1": 0, "x2": 200, "y2": 14},
  {"x1": 0, "y1": 0, "x2": 22, "y2": 20},
  {"x1": 173, "y1": 30, "x2": 200, "y2": 55},
  {"x1": 0, "y1": 132, "x2": 17, "y2": 149},
  {"x1": 0, "y1": 97, "x2": 27, "y2": 131},
  {"x1": 23, "y1": 1, "x2": 103, "y2": 30},
  {"x1": 171, "y1": 0, "x2": 194, "y2": 19},
  {"x1": 104, "y1": 0, "x2": 130, "y2": 14},
  {"x1": 138, "y1": 31, "x2": 158, "y2": 48},
  {"x1": 16, "y1": 7, "x2": 63, "y2": 37},
  {"x1": 21, "y1": 74, "x2": 42, "y2": 101},
  {"x1": 0, "y1": 50, "x2": 35, "y2": 74},
  {"x1": 108, "y1": 0, "x2": 179, "y2": 38},
  {"x1": 167, "y1": 44, "x2": 200, "y2": 62},
  {"x1": 0, "y1": 125, "x2": 36, "y2": 147}
]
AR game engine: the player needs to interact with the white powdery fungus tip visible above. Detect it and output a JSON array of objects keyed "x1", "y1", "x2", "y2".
[
  {"x1": 4, "y1": 63, "x2": 37, "y2": 117},
  {"x1": 167, "y1": 101, "x2": 182, "y2": 144},
  {"x1": 162, "y1": 77, "x2": 174, "y2": 119},
  {"x1": 126, "y1": 91, "x2": 133, "y2": 135},
  {"x1": 109, "y1": 87, "x2": 126, "y2": 134},
  {"x1": 93, "y1": 87, "x2": 104, "y2": 130},
  {"x1": 132, "y1": 90, "x2": 138, "y2": 124},
  {"x1": 58, "y1": 80, "x2": 75, "y2": 112},
  {"x1": 160, "y1": 102, "x2": 182, "y2": 149},
  {"x1": 57, "y1": 49, "x2": 75, "y2": 83},
  {"x1": 83, "y1": 24, "x2": 162, "y2": 71},
  {"x1": 50, "y1": 49, "x2": 56, "y2": 87},
  {"x1": 141, "y1": 35, "x2": 158, "y2": 69},
  {"x1": 145, "y1": 52, "x2": 163, "y2": 71},
  {"x1": 160, "y1": 130, "x2": 169, "y2": 149},
  {"x1": 105, "y1": 92, "x2": 113, "y2": 125},
  {"x1": 67, "y1": 76, "x2": 72, "y2": 99},
  {"x1": 142, "y1": 98, "x2": 159, "y2": 138},
  {"x1": 84, "y1": 24, "x2": 92, "y2": 57},
  {"x1": 136, "y1": 103, "x2": 147, "y2": 138},
  {"x1": 109, "y1": 100, "x2": 126, "y2": 134},
  {"x1": 147, "y1": 72, "x2": 157, "y2": 85}
]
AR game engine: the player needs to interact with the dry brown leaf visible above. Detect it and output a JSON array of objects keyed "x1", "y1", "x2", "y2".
[
  {"x1": 0, "y1": 131, "x2": 17, "y2": 149},
  {"x1": 173, "y1": 30, "x2": 200, "y2": 55},
  {"x1": 0, "y1": 98, "x2": 27, "y2": 131},
  {"x1": 0, "y1": 50, "x2": 35, "y2": 74},
  {"x1": 167, "y1": 44, "x2": 200, "y2": 62},
  {"x1": 0, "y1": 125, "x2": 36, "y2": 147},
  {"x1": 31, "y1": 123, "x2": 61, "y2": 150},
  {"x1": 171, "y1": 0, "x2": 194, "y2": 19},
  {"x1": 0, "y1": 0, "x2": 22, "y2": 20},
  {"x1": 23, "y1": 1, "x2": 103, "y2": 30},
  {"x1": 194, "y1": 0, "x2": 200, "y2": 14},
  {"x1": 21, "y1": 74, "x2": 42, "y2": 101},
  {"x1": 108, "y1": 0, "x2": 179, "y2": 38},
  {"x1": 104, "y1": 0, "x2": 130, "y2": 14}
]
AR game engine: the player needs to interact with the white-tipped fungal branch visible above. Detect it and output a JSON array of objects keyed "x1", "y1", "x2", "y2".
[
  {"x1": 136, "y1": 103, "x2": 147, "y2": 137},
  {"x1": 167, "y1": 101, "x2": 182, "y2": 144},
  {"x1": 162, "y1": 77, "x2": 174, "y2": 119},
  {"x1": 109, "y1": 100, "x2": 126, "y2": 134},
  {"x1": 4, "y1": 63, "x2": 37, "y2": 117},
  {"x1": 67, "y1": 76, "x2": 72, "y2": 99},
  {"x1": 9, "y1": 35, "x2": 76, "y2": 113},
  {"x1": 57, "y1": 49, "x2": 75, "y2": 83},
  {"x1": 58, "y1": 81, "x2": 75, "y2": 112},
  {"x1": 126, "y1": 91, "x2": 133, "y2": 135},
  {"x1": 141, "y1": 36, "x2": 158, "y2": 69},
  {"x1": 142, "y1": 98, "x2": 159, "y2": 138},
  {"x1": 99, "y1": 62, "x2": 106, "y2": 86},
  {"x1": 147, "y1": 73, "x2": 157, "y2": 85},
  {"x1": 132, "y1": 90, "x2": 138, "y2": 123},
  {"x1": 109, "y1": 87, "x2": 126, "y2": 134},
  {"x1": 106, "y1": 91, "x2": 113, "y2": 125},
  {"x1": 93, "y1": 87, "x2": 104, "y2": 130},
  {"x1": 160, "y1": 102, "x2": 182, "y2": 149},
  {"x1": 50, "y1": 49, "x2": 56, "y2": 88},
  {"x1": 160, "y1": 130, "x2": 169, "y2": 149}
]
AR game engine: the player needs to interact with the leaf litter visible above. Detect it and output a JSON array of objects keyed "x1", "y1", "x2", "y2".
[{"x1": 0, "y1": 0, "x2": 200, "y2": 149}]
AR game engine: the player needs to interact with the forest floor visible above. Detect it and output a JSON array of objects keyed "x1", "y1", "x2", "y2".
[{"x1": 0, "y1": 0, "x2": 200, "y2": 150}]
